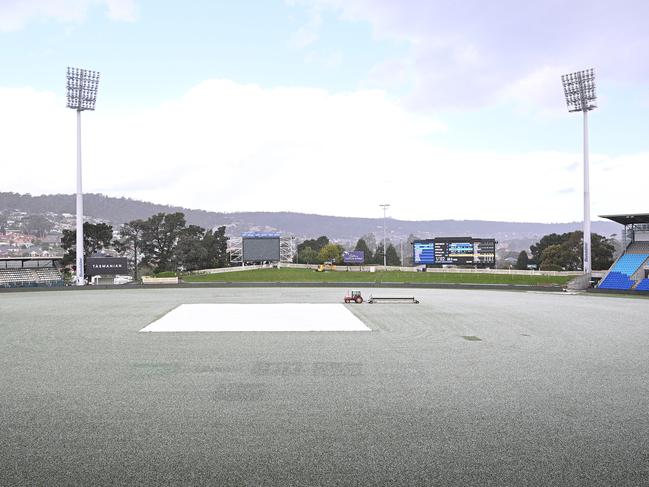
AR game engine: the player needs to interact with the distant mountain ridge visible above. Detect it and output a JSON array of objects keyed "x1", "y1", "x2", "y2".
[{"x1": 0, "y1": 192, "x2": 620, "y2": 241}]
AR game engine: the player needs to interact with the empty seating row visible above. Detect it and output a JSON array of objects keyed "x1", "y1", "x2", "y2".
[
  {"x1": 598, "y1": 271, "x2": 636, "y2": 290},
  {"x1": 0, "y1": 269, "x2": 33, "y2": 282},
  {"x1": 34, "y1": 268, "x2": 64, "y2": 282},
  {"x1": 635, "y1": 279, "x2": 649, "y2": 291},
  {"x1": 0, "y1": 268, "x2": 64, "y2": 287},
  {"x1": 626, "y1": 241, "x2": 649, "y2": 254},
  {"x1": 608, "y1": 253, "x2": 649, "y2": 276}
]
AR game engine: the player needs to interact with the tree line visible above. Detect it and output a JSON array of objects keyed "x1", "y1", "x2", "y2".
[
  {"x1": 515, "y1": 231, "x2": 615, "y2": 271},
  {"x1": 60, "y1": 216, "x2": 617, "y2": 276},
  {"x1": 296, "y1": 235, "x2": 402, "y2": 266},
  {"x1": 61, "y1": 212, "x2": 228, "y2": 276},
  {"x1": 61, "y1": 219, "x2": 403, "y2": 275}
]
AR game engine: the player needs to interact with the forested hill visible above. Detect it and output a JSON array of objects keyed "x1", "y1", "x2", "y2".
[{"x1": 0, "y1": 192, "x2": 620, "y2": 240}]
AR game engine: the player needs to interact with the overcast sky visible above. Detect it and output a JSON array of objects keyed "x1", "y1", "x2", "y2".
[{"x1": 1, "y1": 0, "x2": 648, "y2": 222}]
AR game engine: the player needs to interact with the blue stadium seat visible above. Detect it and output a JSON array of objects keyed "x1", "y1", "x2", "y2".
[
  {"x1": 598, "y1": 253, "x2": 649, "y2": 291},
  {"x1": 609, "y1": 254, "x2": 649, "y2": 276},
  {"x1": 635, "y1": 278, "x2": 649, "y2": 291},
  {"x1": 598, "y1": 271, "x2": 635, "y2": 290}
]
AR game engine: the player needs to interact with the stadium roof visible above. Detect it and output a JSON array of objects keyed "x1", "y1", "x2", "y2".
[
  {"x1": 599, "y1": 213, "x2": 649, "y2": 225},
  {"x1": 0, "y1": 256, "x2": 62, "y2": 261}
]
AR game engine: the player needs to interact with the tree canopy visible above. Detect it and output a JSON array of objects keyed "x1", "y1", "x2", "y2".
[
  {"x1": 359, "y1": 233, "x2": 377, "y2": 254},
  {"x1": 114, "y1": 213, "x2": 229, "y2": 274},
  {"x1": 319, "y1": 243, "x2": 344, "y2": 264},
  {"x1": 113, "y1": 219, "x2": 147, "y2": 279},
  {"x1": 298, "y1": 246, "x2": 319, "y2": 264},
  {"x1": 61, "y1": 222, "x2": 114, "y2": 266},
  {"x1": 373, "y1": 243, "x2": 384, "y2": 265},
  {"x1": 353, "y1": 238, "x2": 371, "y2": 264},
  {"x1": 297, "y1": 236, "x2": 329, "y2": 255},
  {"x1": 139, "y1": 212, "x2": 187, "y2": 272},
  {"x1": 531, "y1": 231, "x2": 614, "y2": 271},
  {"x1": 515, "y1": 251, "x2": 530, "y2": 270},
  {"x1": 385, "y1": 243, "x2": 401, "y2": 266}
]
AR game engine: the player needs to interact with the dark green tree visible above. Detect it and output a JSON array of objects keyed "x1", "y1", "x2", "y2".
[
  {"x1": 299, "y1": 246, "x2": 319, "y2": 264},
  {"x1": 530, "y1": 233, "x2": 565, "y2": 264},
  {"x1": 531, "y1": 231, "x2": 615, "y2": 271},
  {"x1": 373, "y1": 242, "x2": 384, "y2": 265},
  {"x1": 353, "y1": 238, "x2": 371, "y2": 264},
  {"x1": 591, "y1": 234, "x2": 616, "y2": 270},
  {"x1": 114, "y1": 219, "x2": 147, "y2": 280},
  {"x1": 539, "y1": 245, "x2": 565, "y2": 271},
  {"x1": 515, "y1": 250, "x2": 530, "y2": 270},
  {"x1": 297, "y1": 236, "x2": 329, "y2": 256},
  {"x1": 61, "y1": 222, "x2": 114, "y2": 267},
  {"x1": 203, "y1": 226, "x2": 229, "y2": 268},
  {"x1": 140, "y1": 212, "x2": 187, "y2": 272},
  {"x1": 561, "y1": 232, "x2": 585, "y2": 270},
  {"x1": 149, "y1": 222, "x2": 229, "y2": 272},
  {"x1": 385, "y1": 243, "x2": 401, "y2": 266},
  {"x1": 319, "y1": 243, "x2": 344, "y2": 264},
  {"x1": 360, "y1": 233, "x2": 377, "y2": 254},
  {"x1": 175, "y1": 224, "x2": 208, "y2": 271}
]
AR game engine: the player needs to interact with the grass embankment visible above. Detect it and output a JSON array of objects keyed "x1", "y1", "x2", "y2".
[{"x1": 183, "y1": 268, "x2": 572, "y2": 286}]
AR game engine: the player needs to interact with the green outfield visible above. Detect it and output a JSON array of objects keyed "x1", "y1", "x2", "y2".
[
  {"x1": 2, "y1": 287, "x2": 648, "y2": 486},
  {"x1": 182, "y1": 268, "x2": 572, "y2": 286}
]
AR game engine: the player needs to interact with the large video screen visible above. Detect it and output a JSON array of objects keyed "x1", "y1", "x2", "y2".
[
  {"x1": 473, "y1": 240, "x2": 496, "y2": 265},
  {"x1": 413, "y1": 238, "x2": 496, "y2": 267},
  {"x1": 243, "y1": 237, "x2": 280, "y2": 262},
  {"x1": 413, "y1": 242, "x2": 435, "y2": 264}
]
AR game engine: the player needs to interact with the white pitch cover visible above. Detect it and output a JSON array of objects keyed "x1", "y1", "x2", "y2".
[{"x1": 139, "y1": 303, "x2": 371, "y2": 332}]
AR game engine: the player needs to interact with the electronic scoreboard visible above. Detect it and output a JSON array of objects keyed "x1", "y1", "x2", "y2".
[{"x1": 412, "y1": 237, "x2": 496, "y2": 267}]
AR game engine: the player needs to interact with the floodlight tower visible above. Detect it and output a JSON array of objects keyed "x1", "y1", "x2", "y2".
[
  {"x1": 561, "y1": 68, "x2": 596, "y2": 274},
  {"x1": 380, "y1": 203, "x2": 390, "y2": 269},
  {"x1": 66, "y1": 67, "x2": 100, "y2": 285}
]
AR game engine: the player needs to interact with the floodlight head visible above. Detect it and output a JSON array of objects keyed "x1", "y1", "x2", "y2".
[
  {"x1": 561, "y1": 68, "x2": 596, "y2": 112},
  {"x1": 66, "y1": 67, "x2": 100, "y2": 111}
]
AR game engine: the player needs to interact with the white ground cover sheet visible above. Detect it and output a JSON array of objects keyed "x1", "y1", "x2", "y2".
[{"x1": 139, "y1": 303, "x2": 371, "y2": 332}]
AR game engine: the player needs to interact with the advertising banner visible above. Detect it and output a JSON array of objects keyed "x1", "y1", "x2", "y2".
[
  {"x1": 86, "y1": 257, "x2": 128, "y2": 276},
  {"x1": 343, "y1": 250, "x2": 365, "y2": 264}
]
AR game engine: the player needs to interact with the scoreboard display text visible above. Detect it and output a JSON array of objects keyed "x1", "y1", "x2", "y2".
[{"x1": 413, "y1": 238, "x2": 496, "y2": 267}]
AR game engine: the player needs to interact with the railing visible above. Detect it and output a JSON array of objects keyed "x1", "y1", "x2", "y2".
[
  {"x1": 285, "y1": 262, "x2": 588, "y2": 276},
  {"x1": 189, "y1": 262, "x2": 600, "y2": 278}
]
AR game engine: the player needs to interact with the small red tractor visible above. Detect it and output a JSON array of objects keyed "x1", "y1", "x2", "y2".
[{"x1": 343, "y1": 290, "x2": 363, "y2": 304}]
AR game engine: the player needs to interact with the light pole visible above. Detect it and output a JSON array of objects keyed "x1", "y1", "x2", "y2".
[
  {"x1": 66, "y1": 67, "x2": 100, "y2": 286},
  {"x1": 379, "y1": 203, "x2": 390, "y2": 269},
  {"x1": 561, "y1": 69, "x2": 596, "y2": 275},
  {"x1": 293, "y1": 236, "x2": 297, "y2": 264}
]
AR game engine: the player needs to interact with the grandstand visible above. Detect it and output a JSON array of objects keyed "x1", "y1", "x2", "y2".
[
  {"x1": 0, "y1": 257, "x2": 64, "y2": 288},
  {"x1": 598, "y1": 214, "x2": 649, "y2": 291}
]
